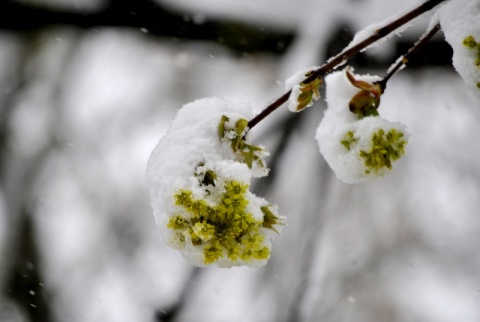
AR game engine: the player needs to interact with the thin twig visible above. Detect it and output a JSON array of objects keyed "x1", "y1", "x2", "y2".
[
  {"x1": 377, "y1": 22, "x2": 441, "y2": 90},
  {"x1": 247, "y1": 0, "x2": 448, "y2": 130}
]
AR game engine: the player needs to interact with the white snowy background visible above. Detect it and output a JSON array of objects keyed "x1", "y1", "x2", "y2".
[{"x1": 1, "y1": 0, "x2": 480, "y2": 321}]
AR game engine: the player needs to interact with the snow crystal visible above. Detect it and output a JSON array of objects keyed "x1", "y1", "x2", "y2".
[
  {"x1": 439, "y1": 0, "x2": 480, "y2": 101},
  {"x1": 316, "y1": 70, "x2": 410, "y2": 184},
  {"x1": 146, "y1": 97, "x2": 285, "y2": 268}
]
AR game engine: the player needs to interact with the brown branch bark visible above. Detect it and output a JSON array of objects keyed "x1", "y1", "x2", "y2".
[{"x1": 377, "y1": 23, "x2": 442, "y2": 89}]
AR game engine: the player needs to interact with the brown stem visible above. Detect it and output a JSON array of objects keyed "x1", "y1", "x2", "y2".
[
  {"x1": 247, "y1": 0, "x2": 449, "y2": 130},
  {"x1": 377, "y1": 22, "x2": 441, "y2": 90}
]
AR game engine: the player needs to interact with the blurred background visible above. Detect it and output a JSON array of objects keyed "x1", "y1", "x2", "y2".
[{"x1": 1, "y1": 0, "x2": 480, "y2": 321}]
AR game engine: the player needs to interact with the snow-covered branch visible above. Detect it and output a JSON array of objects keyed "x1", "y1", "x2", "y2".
[{"x1": 247, "y1": 0, "x2": 449, "y2": 130}]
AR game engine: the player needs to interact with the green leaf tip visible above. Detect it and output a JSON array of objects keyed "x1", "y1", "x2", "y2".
[
  {"x1": 261, "y1": 206, "x2": 284, "y2": 234},
  {"x1": 341, "y1": 131, "x2": 359, "y2": 151},
  {"x1": 294, "y1": 71, "x2": 323, "y2": 112},
  {"x1": 217, "y1": 114, "x2": 268, "y2": 171}
]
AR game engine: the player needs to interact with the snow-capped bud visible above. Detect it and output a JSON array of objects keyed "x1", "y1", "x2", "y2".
[
  {"x1": 345, "y1": 68, "x2": 384, "y2": 118},
  {"x1": 217, "y1": 114, "x2": 269, "y2": 178},
  {"x1": 285, "y1": 66, "x2": 323, "y2": 112},
  {"x1": 316, "y1": 69, "x2": 409, "y2": 184}
]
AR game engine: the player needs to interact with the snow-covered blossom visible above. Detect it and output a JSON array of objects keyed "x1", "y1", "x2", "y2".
[
  {"x1": 285, "y1": 66, "x2": 322, "y2": 112},
  {"x1": 316, "y1": 70, "x2": 409, "y2": 184},
  {"x1": 146, "y1": 98, "x2": 285, "y2": 268},
  {"x1": 439, "y1": 0, "x2": 480, "y2": 100}
]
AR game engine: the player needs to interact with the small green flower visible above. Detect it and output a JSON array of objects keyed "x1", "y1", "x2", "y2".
[
  {"x1": 167, "y1": 216, "x2": 189, "y2": 230},
  {"x1": 359, "y1": 129, "x2": 407, "y2": 175},
  {"x1": 463, "y1": 35, "x2": 478, "y2": 49},
  {"x1": 192, "y1": 222, "x2": 216, "y2": 242},
  {"x1": 341, "y1": 131, "x2": 359, "y2": 150},
  {"x1": 204, "y1": 243, "x2": 223, "y2": 264},
  {"x1": 175, "y1": 191, "x2": 193, "y2": 208},
  {"x1": 463, "y1": 35, "x2": 480, "y2": 68}
]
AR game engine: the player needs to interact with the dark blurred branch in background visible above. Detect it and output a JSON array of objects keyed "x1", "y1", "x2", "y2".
[
  {"x1": 0, "y1": 0, "x2": 294, "y2": 54},
  {"x1": 0, "y1": 0, "x2": 453, "y2": 62},
  {"x1": 5, "y1": 211, "x2": 52, "y2": 322},
  {"x1": 155, "y1": 268, "x2": 201, "y2": 322}
]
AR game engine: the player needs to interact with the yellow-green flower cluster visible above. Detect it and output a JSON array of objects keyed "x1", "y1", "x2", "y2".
[
  {"x1": 168, "y1": 178, "x2": 278, "y2": 265},
  {"x1": 340, "y1": 131, "x2": 359, "y2": 150},
  {"x1": 463, "y1": 35, "x2": 480, "y2": 67},
  {"x1": 359, "y1": 129, "x2": 407, "y2": 175},
  {"x1": 463, "y1": 35, "x2": 480, "y2": 89}
]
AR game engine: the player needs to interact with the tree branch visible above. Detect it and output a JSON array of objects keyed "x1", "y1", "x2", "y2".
[
  {"x1": 247, "y1": 0, "x2": 449, "y2": 130},
  {"x1": 0, "y1": 0, "x2": 293, "y2": 55},
  {"x1": 377, "y1": 22, "x2": 442, "y2": 89}
]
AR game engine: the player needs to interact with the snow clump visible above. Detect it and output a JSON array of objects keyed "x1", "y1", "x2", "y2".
[
  {"x1": 439, "y1": 0, "x2": 480, "y2": 100},
  {"x1": 316, "y1": 70, "x2": 410, "y2": 184},
  {"x1": 146, "y1": 97, "x2": 285, "y2": 268}
]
